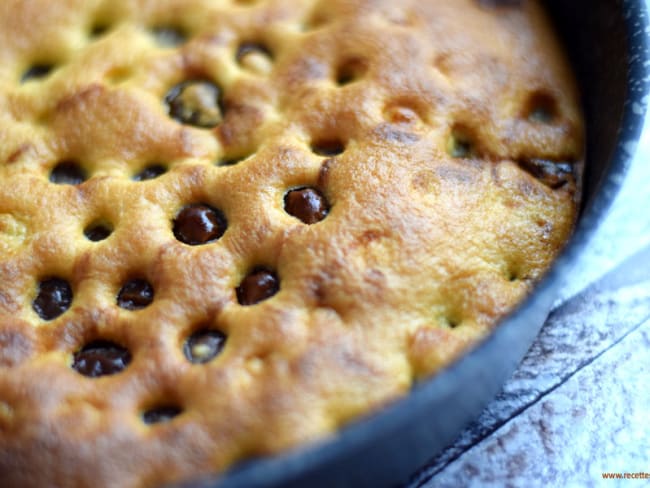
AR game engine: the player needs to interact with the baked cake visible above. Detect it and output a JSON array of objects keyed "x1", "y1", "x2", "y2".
[{"x1": 0, "y1": 0, "x2": 583, "y2": 486}]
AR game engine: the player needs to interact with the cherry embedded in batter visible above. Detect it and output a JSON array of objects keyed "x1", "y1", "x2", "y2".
[
  {"x1": 72, "y1": 340, "x2": 131, "y2": 377},
  {"x1": 236, "y1": 268, "x2": 279, "y2": 305},
  {"x1": 284, "y1": 187, "x2": 329, "y2": 224},
  {"x1": 311, "y1": 139, "x2": 345, "y2": 156},
  {"x1": 173, "y1": 204, "x2": 227, "y2": 245},
  {"x1": 117, "y1": 279, "x2": 154, "y2": 310},
  {"x1": 49, "y1": 161, "x2": 87, "y2": 185},
  {"x1": 133, "y1": 164, "x2": 167, "y2": 181},
  {"x1": 142, "y1": 406, "x2": 182, "y2": 424},
  {"x1": 84, "y1": 223, "x2": 112, "y2": 242},
  {"x1": 32, "y1": 278, "x2": 73, "y2": 320},
  {"x1": 183, "y1": 329, "x2": 227, "y2": 364},
  {"x1": 518, "y1": 158, "x2": 574, "y2": 189}
]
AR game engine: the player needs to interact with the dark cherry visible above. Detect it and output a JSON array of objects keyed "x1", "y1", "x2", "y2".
[
  {"x1": 32, "y1": 278, "x2": 73, "y2": 321},
  {"x1": 142, "y1": 406, "x2": 182, "y2": 424},
  {"x1": 133, "y1": 164, "x2": 167, "y2": 181},
  {"x1": 50, "y1": 161, "x2": 87, "y2": 185},
  {"x1": 284, "y1": 187, "x2": 329, "y2": 224},
  {"x1": 236, "y1": 268, "x2": 279, "y2": 305},
  {"x1": 165, "y1": 81, "x2": 223, "y2": 128},
  {"x1": 311, "y1": 139, "x2": 345, "y2": 156},
  {"x1": 72, "y1": 340, "x2": 131, "y2": 377},
  {"x1": 84, "y1": 223, "x2": 112, "y2": 242},
  {"x1": 117, "y1": 279, "x2": 154, "y2": 310},
  {"x1": 183, "y1": 329, "x2": 227, "y2": 364},
  {"x1": 173, "y1": 205, "x2": 227, "y2": 245}
]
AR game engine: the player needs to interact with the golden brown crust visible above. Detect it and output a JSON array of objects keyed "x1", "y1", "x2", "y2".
[{"x1": 0, "y1": 1, "x2": 583, "y2": 486}]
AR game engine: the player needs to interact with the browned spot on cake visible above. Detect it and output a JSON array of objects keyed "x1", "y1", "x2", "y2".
[
  {"x1": 0, "y1": 324, "x2": 34, "y2": 367},
  {"x1": 364, "y1": 268, "x2": 386, "y2": 289},
  {"x1": 284, "y1": 57, "x2": 329, "y2": 89},
  {"x1": 306, "y1": 270, "x2": 337, "y2": 308},
  {"x1": 6, "y1": 144, "x2": 33, "y2": 164},
  {"x1": 317, "y1": 158, "x2": 335, "y2": 188},
  {"x1": 374, "y1": 123, "x2": 420, "y2": 145},
  {"x1": 216, "y1": 103, "x2": 264, "y2": 148},
  {"x1": 40, "y1": 315, "x2": 98, "y2": 351},
  {"x1": 357, "y1": 229, "x2": 391, "y2": 247},
  {"x1": 411, "y1": 170, "x2": 439, "y2": 193},
  {"x1": 384, "y1": 104, "x2": 421, "y2": 125},
  {"x1": 55, "y1": 84, "x2": 105, "y2": 114},
  {"x1": 435, "y1": 165, "x2": 478, "y2": 185}
]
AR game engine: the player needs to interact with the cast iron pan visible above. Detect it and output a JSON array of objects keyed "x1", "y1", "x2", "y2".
[{"x1": 184, "y1": 1, "x2": 650, "y2": 486}]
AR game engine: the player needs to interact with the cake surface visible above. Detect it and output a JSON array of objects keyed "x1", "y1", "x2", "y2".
[{"x1": 0, "y1": 0, "x2": 583, "y2": 486}]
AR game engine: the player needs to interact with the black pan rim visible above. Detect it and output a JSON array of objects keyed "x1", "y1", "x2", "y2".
[{"x1": 184, "y1": 1, "x2": 650, "y2": 487}]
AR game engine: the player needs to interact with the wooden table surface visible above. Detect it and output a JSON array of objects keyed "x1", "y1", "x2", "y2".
[{"x1": 409, "y1": 12, "x2": 650, "y2": 487}]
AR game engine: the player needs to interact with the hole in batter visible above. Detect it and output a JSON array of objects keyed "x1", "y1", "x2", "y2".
[
  {"x1": 304, "y1": 10, "x2": 331, "y2": 30},
  {"x1": 21, "y1": 64, "x2": 55, "y2": 83},
  {"x1": 236, "y1": 42, "x2": 273, "y2": 75},
  {"x1": 447, "y1": 126, "x2": 476, "y2": 159},
  {"x1": 217, "y1": 156, "x2": 246, "y2": 166},
  {"x1": 336, "y1": 57, "x2": 367, "y2": 85},
  {"x1": 165, "y1": 80, "x2": 223, "y2": 128},
  {"x1": 90, "y1": 22, "x2": 111, "y2": 38},
  {"x1": 183, "y1": 329, "x2": 227, "y2": 364},
  {"x1": 311, "y1": 138, "x2": 345, "y2": 156},
  {"x1": 151, "y1": 25, "x2": 188, "y2": 47},
  {"x1": 445, "y1": 317, "x2": 460, "y2": 329},
  {"x1": 133, "y1": 164, "x2": 167, "y2": 181},
  {"x1": 526, "y1": 91, "x2": 558, "y2": 124}
]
